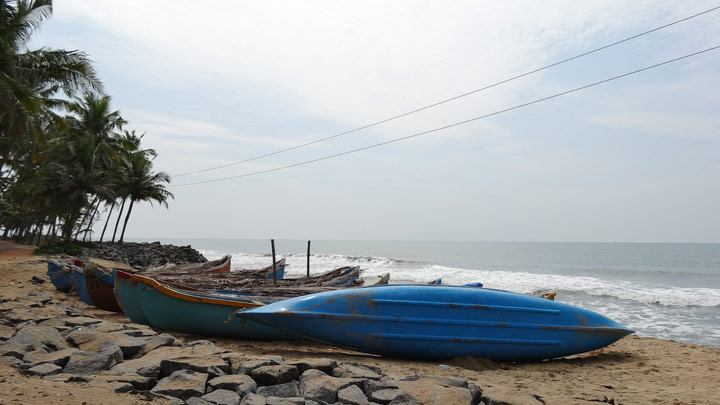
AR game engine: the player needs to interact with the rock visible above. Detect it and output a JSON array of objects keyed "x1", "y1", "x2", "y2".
[
  {"x1": 63, "y1": 316, "x2": 103, "y2": 327},
  {"x1": 4, "y1": 306, "x2": 65, "y2": 323},
  {"x1": 370, "y1": 389, "x2": 402, "y2": 404},
  {"x1": 338, "y1": 384, "x2": 370, "y2": 405},
  {"x1": 187, "y1": 398, "x2": 214, "y2": 405},
  {"x1": 299, "y1": 369, "x2": 363, "y2": 404},
  {"x1": 240, "y1": 393, "x2": 267, "y2": 405},
  {"x1": 151, "y1": 370, "x2": 209, "y2": 401},
  {"x1": 135, "y1": 333, "x2": 175, "y2": 356},
  {"x1": 333, "y1": 364, "x2": 382, "y2": 380},
  {"x1": 0, "y1": 324, "x2": 15, "y2": 340},
  {"x1": 364, "y1": 379, "x2": 399, "y2": 396},
  {"x1": 102, "y1": 342, "x2": 124, "y2": 364},
  {"x1": 25, "y1": 362, "x2": 62, "y2": 376},
  {"x1": 88, "y1": 379, "x2": 135, "y2": 393},
  {"x1": 388, "y1": 392, "x2": 421, "y2": 405},
  {"x1": 6, "y1": 324, "x2": 67, "y2": 351},
  {"x1": 110, "y1": 342, "x2": 226, "y2": 377},
  {"x1": 396, "y1": 376, "x2": 473, "y2": 405},
  {"x1": 251, "y1": 365, "x2": 299, "y2": 386},
  {"x1": 84, "y1": 321, "x2": 127, "y2": 334},
  {"x1": 94, "y1": 371, "x2": 157, "y2": 390},
  {"x1": 23, "y1": 348, "x2": 78, "y2": 367},
  {"x1": 63, "y1": 350, "x2": 117, "y2": 374},
  {"x1": 66, "y1": 329, "x2": 147, "y2": 356},
  {"x1": 0, "y1": 343, "x2": 32, "y2": 360},
  {"x1": 265, "y1": 397, "x2": 304, "y2": 405},
  {"x1": 468, "y1": 384, "x2": 483, "y2": 405},
  {"x1": 234, "y1": 358, "x2": 274, "y2": 375},
  {"x1": 257, "y1": 382, "x2": 300, "y2": 398},
  {"x1": 160, "y1": 356, "x2": 230, "y2": 377},
  {"x1": 288, "y1": 358, "x2": 337, "y2": 374},
  {"x1": 207, "y1": 374, "x2": 257, "y2": 395},
  {"x1": 85, "y1": 241, "x2": 207, "y2": 269},
  {"x1": 202, "y1": 389, "x2": 241, "y2": 405},
  {"x1": 22, "y1": 291, "x2": 52, "y2": 305},
  {"x1": 0, "y1": 355, "x2": 23, "y2": 367}
]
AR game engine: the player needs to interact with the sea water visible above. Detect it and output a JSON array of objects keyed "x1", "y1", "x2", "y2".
[{"x1": 132, "y1": 239, "x2": 720, "y2": 347}]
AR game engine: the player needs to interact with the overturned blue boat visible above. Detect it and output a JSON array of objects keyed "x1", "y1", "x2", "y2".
[{"x1": 242, "y1": 285, "x2": 633, "y2": 361}]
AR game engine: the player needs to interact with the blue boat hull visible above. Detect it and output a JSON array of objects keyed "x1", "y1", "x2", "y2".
[
  {"x1": 47, "y1": 261, "x2": 75, "y2": 292},
  {"x1": 73, "y1": 268, "x2": 95, "y2": 306},
  {"x1": 243, "y1": 285, "x2": 633, "y2": 361},
  {"x1": 133, "y1": 276, "x2": 297, "y2": 340},
  {"x1": 114, "y1": 270, "x2": 151, "y2": 325}
]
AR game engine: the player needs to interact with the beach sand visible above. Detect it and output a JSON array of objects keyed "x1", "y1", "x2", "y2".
[{"x1": 1, "y1": 240, "x2": 718, "y2": 404}]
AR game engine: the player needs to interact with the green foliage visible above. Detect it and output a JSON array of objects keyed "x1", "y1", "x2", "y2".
[{"x1": 34, "y1": 239, "x2": 85, "y2": 256}]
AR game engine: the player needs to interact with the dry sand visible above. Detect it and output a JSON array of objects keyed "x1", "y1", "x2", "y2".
[{"x1": 1, "y1": 240, "x2": 719, "y2": 404}]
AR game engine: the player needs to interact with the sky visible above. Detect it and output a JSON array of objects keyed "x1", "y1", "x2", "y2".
[{"x1": 30, "y1": 0, "x2": 720, "y2": 242}]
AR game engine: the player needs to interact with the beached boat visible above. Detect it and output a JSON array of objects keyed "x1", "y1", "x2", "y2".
[
  {"x1": 128, "y1": 274, "x2": 299, "y2": 339},
  {"x1": 46, "y1": 258, "x2": 94, "y2": 305},
  {"x1": 113, "y1": 258, "x2": 289, "y2": 324},
  {"x1": 114, "y1": 269, "x2": 150, "y2": 324},
  {"x1": 84, "y1": 266, "x2": 123, "y2": 313},
  {"x1": 146, "y1": 255, "x2": 232, "y2": 274},
  {"x1": 73, "y1": 267, "x2": 95, "y2": 306},
  {"x1": 150, "y1": 265, "x2": 358, "y2": 291},
  {"x1": 46, "y1": 259, "x2": 76, "y2": 292},
  {"x1": 241, "y1": 285, "x2": 634, "y2": 361}
]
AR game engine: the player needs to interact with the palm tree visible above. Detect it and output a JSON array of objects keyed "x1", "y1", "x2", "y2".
[
  {"x1": 118, "y1": 150, "x2": 173, "y2": 243},
  {"x1": 0, "y1": 0, "x2": 102, "y2": 170}
]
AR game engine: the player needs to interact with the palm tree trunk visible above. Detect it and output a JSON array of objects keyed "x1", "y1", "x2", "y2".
[
  {"x1": 99, "y1": 202, "x2": 115, "y2": 242},
  {"x1": 119, "y1": 199, "x2": 134, "y2": 243},
  {"x1": 83, "y1": 199, "x2": 102, "y2": 242},
  {"x1": 112, "y1": 198, "x2": 126, "y2": 243},
  {"x1": 75, "y1": 195, "x2": 98, "y2": 239}
]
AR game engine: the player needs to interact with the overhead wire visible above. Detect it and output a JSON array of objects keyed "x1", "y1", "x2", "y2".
[
  {"x1": 171, "y1": 5, "x2": 720, "y2": 178},
  {"x1": 171, "y1": 44, "x2": 720, "y2": 187}
]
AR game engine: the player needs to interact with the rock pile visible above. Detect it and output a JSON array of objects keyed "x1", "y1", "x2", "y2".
[
  {"x1": 1, "y1": 290, "x2": 486, "y2": 405},
  {"x1": 84, "y1": 241, "x2": 207, "y2": 269}
]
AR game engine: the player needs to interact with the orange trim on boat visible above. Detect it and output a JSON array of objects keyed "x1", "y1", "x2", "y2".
[{"x1": 132, "y1": 274, "x2": 264, "y2": 308}]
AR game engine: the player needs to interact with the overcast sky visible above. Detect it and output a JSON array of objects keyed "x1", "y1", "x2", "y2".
[{"x1": 32, "y1": 1, "x2": 720, "y2": 242}]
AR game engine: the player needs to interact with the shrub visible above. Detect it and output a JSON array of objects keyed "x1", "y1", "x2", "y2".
[{"x1": 34, "y1": 239, "x2": 85, "y2": 256}]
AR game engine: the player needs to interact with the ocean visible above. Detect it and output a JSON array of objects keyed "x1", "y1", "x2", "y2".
[{"x1": 133, "y1": 239, "x2": 720, "y2": 347}]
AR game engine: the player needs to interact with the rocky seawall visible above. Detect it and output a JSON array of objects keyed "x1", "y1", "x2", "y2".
[
  {"x1": 0, "y1": 289, "x2": 484, "y2": 405},
  {"x1": 84, "y1": 242, "x2": 207, "y2": 270}
]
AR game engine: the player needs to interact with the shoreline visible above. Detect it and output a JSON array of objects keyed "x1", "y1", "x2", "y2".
[{"x1": 1, "y1": 241, "x2": 719, "y2": 404}]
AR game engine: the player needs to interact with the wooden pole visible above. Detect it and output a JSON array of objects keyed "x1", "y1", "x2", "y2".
[
  {"x1": 271, "y1": 239, "x2": 277, "y2": 284},
  {"x1": 306, "y1": 240, "x2": 311, "y2": 277}
]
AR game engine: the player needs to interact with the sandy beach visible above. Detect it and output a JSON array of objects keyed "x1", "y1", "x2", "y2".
[{"x1": 1, "y1": 241, "x2": 719, "y2": 405}]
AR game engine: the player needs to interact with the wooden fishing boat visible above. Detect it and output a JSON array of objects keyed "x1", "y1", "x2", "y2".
[
  {"x1": 73, "y1": 267, "x2": 95, "y2": 306},
  {"x1": 149, "y1": 265, "x2": 358, "y2": 291},
  {"x1": 241, "y1": 285, "x2": 634, "y2": 361},
  {"x1": 46, "y1": 259, "x2": 75, "y2": 292},
  {"x1": 46, "y1": 258, "x2": 94, "y2": 305},
  {"x1": 145, "y1": 255, "x2": 232, "y2": 274},
  {"x1": 361, "y1": 273, "x2": 390, "y2": 286},
  {"x1": 114, "y1": 269, "x2": 150, "y2": 325},
  {"x1": 129, "y1": 274, "x2": 299, "y2": 340},
  {"x1": 112, "y1": 259, "x2": 284, "y2": 323},
  {"x1": 84, "y1": 266, "x2": 123, "y2": 313}
]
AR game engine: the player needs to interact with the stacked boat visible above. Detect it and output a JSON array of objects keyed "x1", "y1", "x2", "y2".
[{"x1": 44, "y1": 254, "x2": 632, "y2": 361}]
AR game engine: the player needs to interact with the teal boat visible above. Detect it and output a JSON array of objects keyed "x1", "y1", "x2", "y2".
[
  {"x1": 130, "y1": 273, "x2": 297, "y2": 340},
  {"x1": 114, "y1": 269, "x2": 150, "y2": 325}
]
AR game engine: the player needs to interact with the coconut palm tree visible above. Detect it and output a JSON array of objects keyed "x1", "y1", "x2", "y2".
[
  {"x1": 0, "y1": 0, "x2": 102, "y2": 169},
  {"x1": 118, "y1": 150, "x2": 173, "y2": 243}
]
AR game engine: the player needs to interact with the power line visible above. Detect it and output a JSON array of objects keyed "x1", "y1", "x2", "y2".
[
  {"x1": 171, "y1": 44, "x2": 720, "y2": 187},
  {"x1": 171, "y1": 5, "x2": 720, "y2": 178}
]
